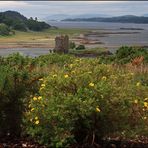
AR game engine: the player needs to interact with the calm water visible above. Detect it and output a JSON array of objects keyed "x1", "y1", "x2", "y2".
[
  {"x1": 49, "y1": 21, "x2": 148, "y2": 52},
  {"x1": 0, "y1": 48, "x2": 50, "y2": 57},
  {"x1": 48, "y1": 21, "x2": 148, "y2": 30}
]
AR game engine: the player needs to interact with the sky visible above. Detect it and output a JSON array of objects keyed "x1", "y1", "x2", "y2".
[{"x1": 0, "y1": 1, "x2": 148, "y2": 19}]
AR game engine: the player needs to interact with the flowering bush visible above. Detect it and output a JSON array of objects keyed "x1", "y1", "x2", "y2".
[
  {"x1": 0, "y1": 53, "x2": 42, "y2": 137},
  {"x1": 25, "y1": 58, "x2": 148, "y2": 147}
]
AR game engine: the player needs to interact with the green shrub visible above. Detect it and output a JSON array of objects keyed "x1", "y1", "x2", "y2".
[
  {"x1": 76, "y1": 44, "x2": 85, "y2": 50},
  {"x1": 26, "y1": 18, "x2": 51, "y2": 31},
  {"x1": 0, "y1": 53, "x2": 43, "y2": 137},
  {"x1": 0, "y1": 53, "x2": 76, "y2": 138},
  {"x1": 25, "y1": 58, "x2": 148, "y2": 146},
  {"x1": 36, "y1": 53, "x2": 75, "y2": 67},
  {"x1": 69, "y1": 41, "x2": 76, "y2": 49},
  {"x1": 0, "y1": 52, "x2": 147, "y2": 146},
  {"x1": 0, "y1": 65, "x2": 29, "y2": 136},
  {"x1": 0, "y1": 23, "x2": 11, "y2": 36},
  {"x1": 115, "y1": 46, "x2": 148, "y2": 64},
  {"x1": 12, "y1": 21, "x2": 27, "y2": 31}
]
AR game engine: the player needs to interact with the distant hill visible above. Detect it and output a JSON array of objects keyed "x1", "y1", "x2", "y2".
[
  {"x1": 62, "y1": 15, "x2": 148, "y2": 24},
  {"x1": 1, "y1": 11, "x2": 27, "y2": 22},
  {"x1": 143, "y1": 14, "x2": 148, "y2": 17},
  {"x1": 0, "y1": 11, "x2": 51, "y2": 32},
  {"x1": 45, "y1": 14, "x2": 71, "y2": 21},
  {"x1": 44, "y1": 14, "x2": 111, "y2": 21}
]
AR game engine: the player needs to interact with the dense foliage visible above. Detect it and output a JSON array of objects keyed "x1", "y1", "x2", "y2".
[
  {"x1": 0, "y1": 23, "x2": 12, "y2": 35},
  {"x1": 69, "y1": 41, "x2": 76, "y2": 49},
  {"x1": 115, "y1": 46, "x2": 148, "y2": 64},
  {"x1": 26, "y1": 18, "x2": 50, "y2": 31},
  {"x1": 0, "y1": 53, "x2": 41, "y2": 137},
  {"x1": 76, "y1": 44, "x2": 85, "y2": 50},
  {"x1": 98, "y1": 46, "x2": 148, "y2": 65},
  {"x1": 0, "y1": 50, "x2": 147, "y2": 147},
  {"x1": 0, "y1": 53, "x2": 73, "y2": 137},
  {"x1": 0, "y1": 11, "x2": 51, "y2": 33},
  {"x1": 25, "y1": 57, "x2": 148, "y2": 147}
]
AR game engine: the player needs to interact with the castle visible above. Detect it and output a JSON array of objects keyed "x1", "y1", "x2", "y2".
[{"x1": 53, "y1": 35, "x2": 69, "y2": 53}]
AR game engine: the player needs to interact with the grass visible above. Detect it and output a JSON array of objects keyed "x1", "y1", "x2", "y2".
[
  {"x1": 0, "y1": 28, "x2": 89, "y2": 43},
  {"x1": 0, "y1": 28, "x2": 90, "y2": 49}
]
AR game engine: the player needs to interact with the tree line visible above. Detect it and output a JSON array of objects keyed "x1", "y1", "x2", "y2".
[{"x1": 0, "y1": 11, "x2": 51, "y2": 35}]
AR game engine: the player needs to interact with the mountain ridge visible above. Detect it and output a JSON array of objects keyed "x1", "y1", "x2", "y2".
[
  {"x1": 44, "y1": 14, "x2": 111, "y2": 21},
  {"x1": 62, "y1": 15, "x2": 148, "y2": 24}
]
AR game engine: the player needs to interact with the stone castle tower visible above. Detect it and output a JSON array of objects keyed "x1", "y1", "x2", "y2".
[{"x1": 54, "y1": 35, "x2": 69, "y2": 53}]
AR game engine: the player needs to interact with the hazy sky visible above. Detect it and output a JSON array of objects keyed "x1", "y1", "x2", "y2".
[{"x1": 0, "y1": 1, "x2": 148, "y2": 19}]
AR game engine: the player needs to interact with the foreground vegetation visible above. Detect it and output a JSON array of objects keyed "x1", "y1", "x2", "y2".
[{"x1": 0, "y1": 46, "x2": 148, "y2": 147}]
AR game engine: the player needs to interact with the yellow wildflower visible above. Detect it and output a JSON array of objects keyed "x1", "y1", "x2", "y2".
[
  {"x1": 136, "y1": 82, "x2": 141, "y2": 87},
  {"x1": 53, "y1": 74, "x2": 57, "y2": 78},
  {"x1": 96, "y1": 106, "x2": 101, "y2": 112},
  {"x1": 134, "y1": 99, "x2": 138, "y2": 104},
  {"x1": 144, "y1": 102, "x2": 148, "y2": 108},
  {"x1": 38, "y1": 96, "x2": 42, "y2": 100},
  {"x1": 64, "y1": 74, "x2": 69, "y2": 78},
  {"x1": 87, "y1": 71, "x2": 92, "y2": 74},
  {"x1": 33, "y1": 97, "x2": 37, "y2": 101},
  {"x1": 144, "y1": 98, "x2": 148, "y2": 101},
  {"x1": 39, "y1": 78, "x2": 43, "y2": 81},
  {"x1": 35, "y1": 120, "x2": 39, "y2": 125},
  {"x1": 41, "y1": 84, "x2": 45, "y2": 87},
  {"x1": 143, "y1": 116, "x2": 147, "y2": 120},
  {"x1": 89, "y1": 82, "x2": 95, "y2": 87},
  {"x1": 69, "y1": 64, "x2": 73, "y2": 68},
  {"x1": 31, "y1": 108, "x2": 35, "y2": 112},
  {"x1": 102, "y1": 76, "x2": 107, "y2": 81},
  {"x1": 35, "y1": 117, "x2": 38, "y2": 120}
]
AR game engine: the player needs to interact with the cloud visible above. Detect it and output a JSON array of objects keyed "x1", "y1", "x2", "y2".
[
  {"x1": 0, "y1": 1, "x2": 148, "y2": 19},
  {"x1": 0, "y1": 1, "x2": 28, "y2": 7}
]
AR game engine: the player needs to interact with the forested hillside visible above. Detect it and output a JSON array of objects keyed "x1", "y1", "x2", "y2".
[{"x1": 0, "y1": 11, "x2": 51, "y2": 34}]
